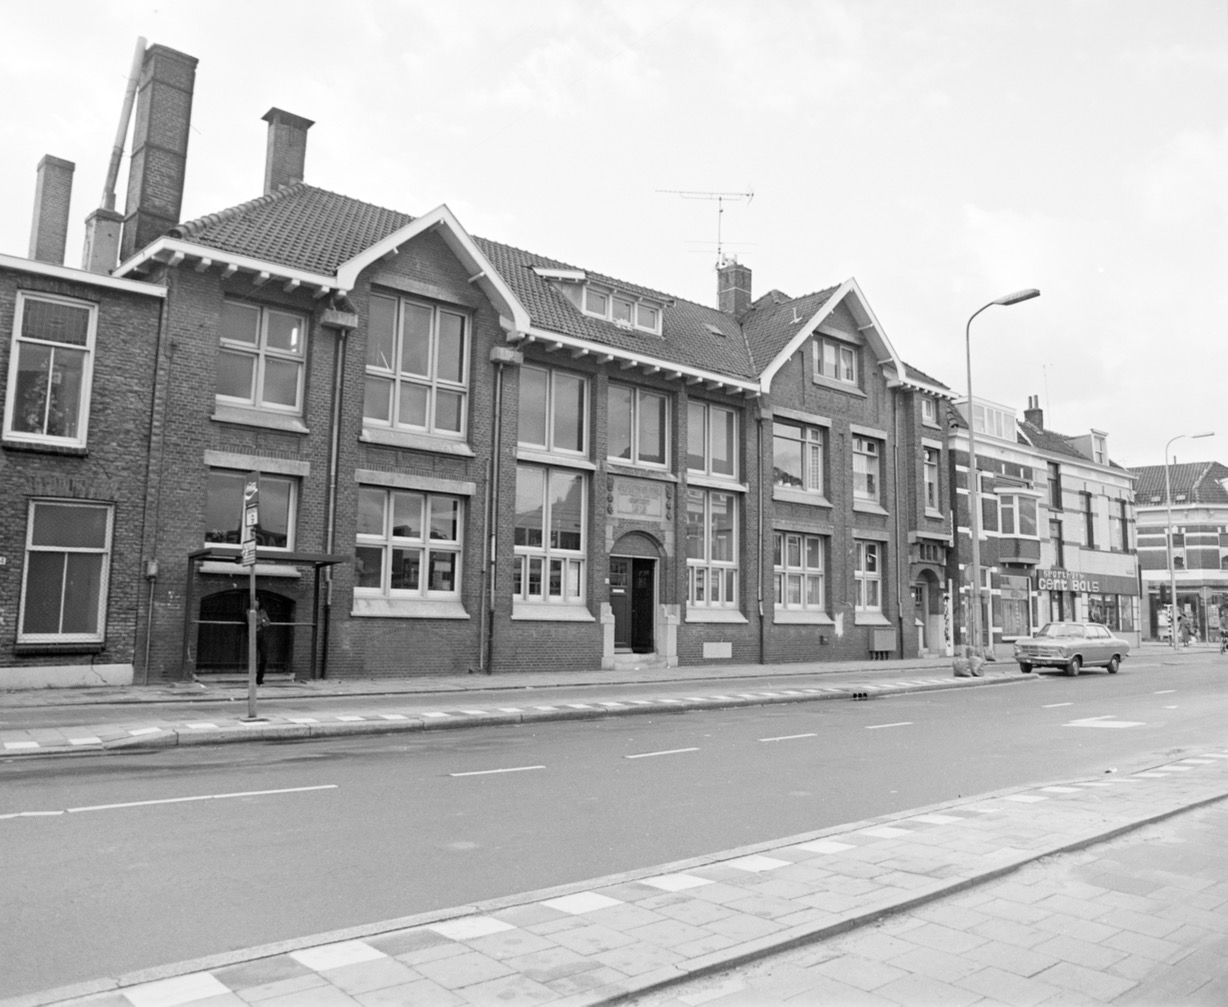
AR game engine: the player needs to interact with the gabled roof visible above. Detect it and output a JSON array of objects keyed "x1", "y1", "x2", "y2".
[
  {"x1": 1017, "y1": 419, "x2": 1092, "y2": 461},
  {"x1": 1129, "y1": 462, "x2": 1228, "y2": 505}
]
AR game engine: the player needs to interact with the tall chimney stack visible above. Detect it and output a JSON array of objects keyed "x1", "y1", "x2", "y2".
[
  {"x1": 29, "y1": 156, "x2": 75, "y2": 265},
  {"x1": 120, "y1": 44, "x2": 198, "y2": 262},
  {"x1": 262, "y1": 108, "x2": 314, "y2": 193},
  {"x1": 1024, "y1": 395, "x2": 1044, "y2": 429},
  {"x1": 717, "y1": 257, "x2": 752, "y2": 319}
]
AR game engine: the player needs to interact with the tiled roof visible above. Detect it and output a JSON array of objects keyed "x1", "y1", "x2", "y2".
[
  {"x1": 900, "y1": 361, "x2": 950, "y2": 390},
  {"x1": 1017, "y1": 420, "x2": 1092, "y2": 461},
  {"x1": 1129, "y1": 462, "x2": 1228, "y2": 505},
  {"x1": 740, "y1": 286, "x2": 841, "y2": 372}
]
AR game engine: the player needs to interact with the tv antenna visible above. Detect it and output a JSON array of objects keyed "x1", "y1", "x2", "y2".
[{"x1": 657, "y1": 188, "x2": 754, "y2": 265}]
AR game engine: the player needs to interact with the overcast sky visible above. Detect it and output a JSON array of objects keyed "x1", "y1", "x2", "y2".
[{"x1": 2, "y1": 1, "x2": 1224, "y2": 470}]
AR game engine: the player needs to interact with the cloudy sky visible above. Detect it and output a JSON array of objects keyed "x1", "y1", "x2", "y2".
[{"x1": 2, "y1": 1, "x2": 1224, "y2": 469}]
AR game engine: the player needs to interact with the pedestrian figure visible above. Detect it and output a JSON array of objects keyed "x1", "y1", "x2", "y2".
[
  {"x1": 1179, "y1": 613, "x2": 1192, "y2": 648},
  {"x1": 254, "y1": 598, "x2": 270, "y2": 684}
]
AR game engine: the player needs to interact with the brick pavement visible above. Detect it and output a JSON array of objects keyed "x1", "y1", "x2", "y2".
[{"x1": 11, "y1": 746, "x2": 1227, "y2": 1007}]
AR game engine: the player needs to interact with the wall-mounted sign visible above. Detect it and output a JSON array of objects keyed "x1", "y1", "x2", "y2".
[{"x1": 1034, "y1": 568, "x2": 1139, "y2": 596}]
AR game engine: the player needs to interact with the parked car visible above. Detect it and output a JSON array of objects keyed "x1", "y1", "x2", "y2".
[{"x1": 1013, "y1": 622, "x2": 1130, "y2": 676}]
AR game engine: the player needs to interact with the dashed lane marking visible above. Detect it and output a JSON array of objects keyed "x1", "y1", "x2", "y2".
[
  {"x1": 1043, "y1": 702, "x2": 1073, "y2": 708},
  {"x1": 449, "y1": 765, "x2": 545, "y2": 777},
  {"x1": 2, "y1": 785, "x2": 338, "y2": 820},
  {"x1": 1064, "y1": 716, "x2": 1145, "y2": 729},
  {"x1": 759, "y1": 733, "x2": 818, "y2": 743},
  {"x1": 625, "y1": 747, "x2": 700, "y2": 760},
  {"x1": 865, "y1": 722, "x2": 913, "y2": 730}
]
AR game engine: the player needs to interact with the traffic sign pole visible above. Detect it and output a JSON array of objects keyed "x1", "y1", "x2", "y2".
[{"x1": 242, "y1": 472, "x2": 261, "y2": 721}]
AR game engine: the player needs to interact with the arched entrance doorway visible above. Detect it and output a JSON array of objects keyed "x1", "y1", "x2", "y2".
[
  {"x1": 196, "y1": 589, "x2": 294, "y2": 677},
  {"x1": 610, "y1": 532, "x2": 663, "y2": 655}
]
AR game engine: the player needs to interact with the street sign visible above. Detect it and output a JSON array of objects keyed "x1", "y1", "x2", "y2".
[
  {"x1": 240, "y1": 539, "x2": 257, "y2": 567},
  {"x1": 242, "y1": 472, "x2": 260, "y2": 544}
]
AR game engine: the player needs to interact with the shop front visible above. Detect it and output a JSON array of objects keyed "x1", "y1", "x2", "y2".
[{"x1": 1033, "y1": 567, "x2": 1140, "y2": 646}]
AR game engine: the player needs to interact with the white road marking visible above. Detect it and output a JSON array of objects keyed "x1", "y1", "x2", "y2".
[
  {"x1": 69, "y1": 737, "x2": 102, "y2": 745},
  {"x1": 1064, "y1": 716, "x2": 1145, "y2": 729},
  {"x1": 449, "y1": 765, "x2": 545, "y2": 777},
  {"x1": 1163, "y1": 705, "x2": 1179, "y2": 709},
  {"x1": 379, "y1": 714, "x2": 408, "y2": 721},
  {"x1": 337, "y1": 715, "x2": 367, "y2": 721},
  {"x1": 625, "y1": 747, "x2": 699, "y2": 759},
  {"x1": 67, "y1": 785, "x2": 338, "y2": 813},
  {"x1": 0, "y1": 810, "x2": 65, "y2": 819},
  {"x1": 866, "y1": 722, "x2": 913, "y2": 730},
  {"x1": 760, "y1": 733, "x2": 817, "y2": 743},
  {"x1": 3, "y1": 741, "x2": 39, "y2": 750},
  {"x1": 128, "y1": 727, "x2": 161, "y2": 736},
  {"x1": 1042, "y1": 702, "x2": 1073, "y2": 708},
  {"x1": 1155, "y1": 690, "x2": 1176, "y2": 695}
]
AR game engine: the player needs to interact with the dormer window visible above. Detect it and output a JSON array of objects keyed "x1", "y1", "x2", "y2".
[
  {"x1": 1092, "y1": 434, "x2": 1107, "y2": 465},
  {"x1": 580, "y1": 284, "x2": 662, "y2": 335},
  {"x1": 971, "y1": 403, "x2": 1011, "y2": 440}
]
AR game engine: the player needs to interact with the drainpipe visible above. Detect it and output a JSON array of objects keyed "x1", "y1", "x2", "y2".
[
  {"x1": 893, "y1": 388, "x2": 906, "y2": 657},
  {"x1": 485, "y1": 344, "x2": 522, "y2": 673},
  {"x1": 321, "y1": 313, "x2": 351, "y2": 679},
  {"x1": 756, "y1": 404, "x2": 766, "y2": 665},
  {"x1": 141, "y1": 297, "x2": 172, "y2": 684}
]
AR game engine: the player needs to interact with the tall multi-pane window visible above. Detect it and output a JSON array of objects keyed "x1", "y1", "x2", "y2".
[
  {"x1": 813, "y1": 338, "x2": 858, "y2": 386},
  {"x1": 923, "y1": 447, "x2": 940, "y2": 511},
  {"x1": 773, "y1": 422, "x2": 824, "y2": 496},
  {"x1": 1109, "y1": 500, "x2": 1129, "y2": 553},
  {"x1": 217, "y1": 300, "x2": 306, "y2": 413},
  {"x1": 608, "y1": 385, "x2": 667, "y2": 467},
  {"x1": 1050, "y1": 518, "x2": 1065, "y2": 567},
  {"x1": 999, "y1": 495, "x2": 1038, "y2": 536},
  {"x1": 687, "y1": 401, "x2": 737, "y2": 478},
  {"x1": 19, "y1": 501, "x2": 113, "y2": 643},
  {"x1": 1048, "y1": 462, "x2": 1063, "y2": 510},
  {"x1": 4, "y1": 293, "x2": 96, "y2": 447},
  {"x1": 204, "y1": 470, "x2": 295, "y2": 549},
  {"x1": 774, "y1": 533, "x2": 825, "y2": 612},
  {"x1": 519, "y1": 366, "x2": 587, "y2": 455},
  {"x1": 364, "y1": 294, "x2": 468, "y2": 437},
  {"x1": 354, "y1": 488, "x2": 462, "y2": 598},
  {"x1": 513, "y1": 465, "x2": 585, "y2": 604},
  {"x1": 1082, "y1": 492, "x2": 1095, "y2": 548},
  {"x1": 852, "y1": 436, "x2": 880, "y2": 503},
  {"x1": 921, "y1": 397, "x2": 937, "y2": 424},
  {"x1": 686, "y1": 489, "x2": 737, "y2": 608},
  {"x1": 854, "y1": 541, "x2": 882, "y2": 612}
]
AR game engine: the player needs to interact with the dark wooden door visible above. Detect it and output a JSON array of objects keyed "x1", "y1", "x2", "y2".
[
  {"x1": 610, "y1": 558, "x2": 631, "y2": 650},
  {"x1": 631, "y1": 559, "x2": 655, "y2": 653}
]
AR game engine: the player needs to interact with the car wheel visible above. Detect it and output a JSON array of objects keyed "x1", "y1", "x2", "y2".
[
  {"x1": 1019, "y1": 662, "x2": 1032, "y2": 674},
  {"x1": 1068, "y1": 655, "x2": 1081, "y2": 677},
  {"x1": 1107, "y1": 655, "x2": 1120, "y2": 674}
]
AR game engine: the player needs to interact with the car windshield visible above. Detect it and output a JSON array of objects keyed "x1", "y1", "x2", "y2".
[{"x1": 1034, "y1": 623, "x2": 1084, "y2": 638}]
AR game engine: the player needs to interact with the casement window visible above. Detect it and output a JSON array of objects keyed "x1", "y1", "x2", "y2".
[
  {"x1": 3, "y1": 292, "x2": 96, "y2": 448},
  {"x1": 355, "y1": 488, "x2": 462, "y2": 598},
  {"x1": 364, "y1": 294, "x2": 468, "y2": 437},
  {"x1": 18, "y1": 500, "x2": 113, "y2": 643},
  {"x1": 854, "y1": 540, "x2": 883, "y2": 613},
  {"x1": 580, "y1": 285, "x2": 662, "y2": 334},
  {"x1": 608, "y1": 384, "x2": 667, "y2": 468},
  {"x1": 852, "y1": 436, "x2": 881, "y2": 503},
  {"x1": 513, "y1": 465, "x2": 585, "y2": 603},
  {"x1": 1082, "y1": 492, "x2": 1095, "y2": 548},
  {"x1": 519, "y1": 366, "x2": 587, "y2": 455},
  {"x1": 1048, "y1": 462, "x2": 1063, "y2": 510},
  {"x1": 923, "y1": 447, "x2": 940, "y2": 511},
  {"x1": 774, "y1": 532, "x2": 825, "y2": 612},
  {"x1": 1092, "y1": 435, "x2": 1107, "y2": 465},
  {"x1": 685, "y1": 489, "x2": 737, "y2": 608},
  {"x1": 1109, "y1": 500, "x2": 1129, "y2": 553},
  {"x1": 773, "y1": 422, "x2": 825, "y2": 495},
  {"x1": 921, "y1": 397, "x2": 937, "y2": 424},
  {"x1": 204, "y1": 470, "x2": 296, "y2": 549},
  {"x1": 1050, "y1": 519, "x2": 1065, "y2": 568},
  {"x1": 971, "y1": 403, "x2": 1008, "y2": 439},
  {"x1": 217, "y1": 300, "x2": 306, "y2": 413},
  {"x1": 999, "y1": 494, "x2": 1038, "y2": 537},
  {"x1": 687, "y1": 401, "x2": 737, "y2": 479},
  {"x1": 812, "y1": 337, "x2": 858, "y2": 387}
]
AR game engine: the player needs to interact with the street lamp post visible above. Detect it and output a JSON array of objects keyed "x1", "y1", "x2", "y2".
[
  {"x1": 964, "y1": 288, "x2": 1040, "y2": 660},
  {"x1": 1164, "y1": 431, "x2": 1214, "y2": 651}
]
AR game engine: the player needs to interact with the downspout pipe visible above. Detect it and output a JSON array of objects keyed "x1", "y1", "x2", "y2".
[
  {"x1": 321, "y1": 311, "x2": 352, "y2": 679},
  {"x1": 756, "y1": 404, "x2": 766, "y2": 665},
  {"x1": 141, "y1": 297, "x2": 172, "y2": 684},
  {"x1": 893, "y1": 389, "x2": 906, "y2": 658},
  {"x1": 486, "y1": 344, "x2": 522, "y2": 673}
]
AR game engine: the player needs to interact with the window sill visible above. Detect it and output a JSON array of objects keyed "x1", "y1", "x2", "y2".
[
  {"x1": 2, "y1": 437, "x2": 88, "y2": 456},
  {"x1": 685, "y1": 474, "x2": 749, "y2": 493},
  {"x1": 854, "y1": 611, "x2": 892, "y2": 627},
  {"x1": 352, "y1": 598, "x2": 470, "y2": 619},
  {"x1": 212, "y1": 404, "x2": 309, "y2": 435},
  {"x1": 606, "y1": 461, "x2": 676, "y2": 482},
  {"x1": 924, "y1": 508, "x2": 945, "y2": 521},
  {"x1": 810, "y1": 374, "x2": 866, "y2": 398},
  {"x1": 685, "y1": 608, "x2": 748, "y2": 624},
  {"x1": 14, "y1": 641, "x2": 105, "y2": 655},
  {"x1": 773, "y1": 487, "x2": 832, "y2": 508},
  {"x1": 773, "y1": 609, "x2": 834, "y2": 625},
  {"x1": 199, "y1": 560, "x2": 302, "y2": 578},
  {"x1": 360, "y1": 427, "x2": 475, "y2": 457},
  {"x1": 511, "y1": 602, "x2": 594, "y2": 622},
  {"x1": 517, "y1": 448, "x2": 596, "y2": 471},
  {"x1": 853, "y1": 500, "x2": 889, "y2": 516}
]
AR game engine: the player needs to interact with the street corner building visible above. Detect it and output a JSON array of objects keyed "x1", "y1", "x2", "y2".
[
  {"x1": 3, "y1": 42, "x2": 975, "y2": 686},
  {"x1": 946, "y1": 395, "x2": 1142, "y2": 659}
]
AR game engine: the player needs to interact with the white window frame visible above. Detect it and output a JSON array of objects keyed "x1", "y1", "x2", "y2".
[
  {"x1": 518, "y1": 365, "x2": 588, "y2": 457},
  {"x1": 971, "y1": 403, "x2": 1008, "y2": 439},
  {"x1": 580, "y1": 283, "x2": 663, "y2": 335},
  {"x1": 3, "y1": 291, "x2": 97, "y2": 449},
  {"x1": 686, "y1": 488, "x2": 738, "y2": 609},
  {"x1": 854, "y1": 540, "x2": 883, "y2": 613},
  {"x1": 998, "y1": 493, "x2": 1039, "y2": 538},
  {"x1": 18, "y1": 499, "x2": 113, "y2": 644},
  {"x1": 204, "y1": 469, "x2": 297, "y2": 551},
  {"x1": 607, "y1": 383, "x2": 669, "y2": 469},
  {"x1": 687, "y1": 400, "x2": 738, "y2": 480},
  {"x1": 216, "y1": 300, "x2": 307, "y2": 415},
  {"x1": 921, "y1": 396, "x2": 937, "y2": 423},
  {"x1": 812, "y1": 337, "x2": 858, "y2": 387},
  {"x1": 513, "y1": 464, "x2": 587, "y2": 605},
  {"x1": 354, "y1": 487, "x2": 463, "y2": 600},
  {"x1": 852, "y1": 436, "x2": 881, "y2": 503},
  {"x1": 773, "y1": 421, "x2": 825, "y2": 496},
  {"x1": 923, "y1": 446, "x2": 940, "y2": 512},
  {"x1": 774, "y1": 532, "x2": 826, "y2": 612}
]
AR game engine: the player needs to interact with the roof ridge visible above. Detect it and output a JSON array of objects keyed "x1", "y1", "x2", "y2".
[{"x1": 172, "y1": 182, "x2": 307, "y2": 239}]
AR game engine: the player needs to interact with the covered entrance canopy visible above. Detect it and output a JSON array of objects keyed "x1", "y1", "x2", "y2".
[{"x1": 182, "y1": 549, "x2": 348, "y2": 680}]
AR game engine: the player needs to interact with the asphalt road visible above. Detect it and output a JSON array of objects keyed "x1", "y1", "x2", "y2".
[{"x1": 3, "y1": 655, "x2": 1226, "y2": 998}]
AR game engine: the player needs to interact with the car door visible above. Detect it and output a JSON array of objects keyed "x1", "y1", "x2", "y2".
[{"x1": 1089, "y1": 624, "x2": 1110, "y2": 664}]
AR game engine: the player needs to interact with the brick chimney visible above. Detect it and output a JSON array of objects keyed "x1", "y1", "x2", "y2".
[
  {"x1": 1024, "y1": 394, "x2": 1044, "y2": 429},
  {"x1": 28, "y1": 155, "x2": 75, "y2": 265},
  {"x1": 120, "y1": 44, "x2": 198, "y2": 262},
  {"x1": 262, "y1": 108, "x2": 314, "y2": 193},
  {"x1": 717, "y1": 257, "x2": 752, "y2": 318}
]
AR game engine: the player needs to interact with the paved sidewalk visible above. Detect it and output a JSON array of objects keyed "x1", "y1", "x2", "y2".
[
  {"x1": 0, "y1": 655, "x2": 1021, "y2": 757},
  {"x1": 11, "y1": 746, "x2": 1227, "y2": 1007}
]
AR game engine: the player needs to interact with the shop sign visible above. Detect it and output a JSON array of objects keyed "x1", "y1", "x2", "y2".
[{"x1": 1036, "y1": 568, "x2": 1098, "y2": 592}]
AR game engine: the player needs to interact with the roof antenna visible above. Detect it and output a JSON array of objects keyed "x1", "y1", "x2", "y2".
[{"x1": 657, "y1": 188, "x2": 754, "y2": 267}]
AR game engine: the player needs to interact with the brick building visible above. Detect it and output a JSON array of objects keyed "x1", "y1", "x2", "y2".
[{"x1": 948, "y1": 395, "x2": 1140, "y2": 658}]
